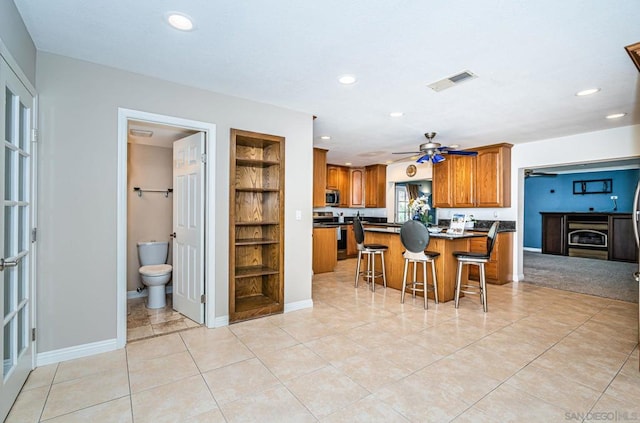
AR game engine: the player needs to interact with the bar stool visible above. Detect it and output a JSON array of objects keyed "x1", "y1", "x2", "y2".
[
  {"x1": 353, "y1": 217, "x2": 388, "y2": 291},
  {"x1": 453, "y1": 221, "x2": 499, "y2": 312},
  {"x1": 400, "y1": 220, "x2": 439, "y2": 309}
]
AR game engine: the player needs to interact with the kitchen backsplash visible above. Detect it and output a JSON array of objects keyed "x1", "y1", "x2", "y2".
[{"x1": 312, "y1": 207, "x2": 387, "y2": 218}]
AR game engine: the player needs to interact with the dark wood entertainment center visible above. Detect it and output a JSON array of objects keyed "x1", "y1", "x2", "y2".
[{"x1": 541, "y1": 212, "x2": 637, "y2": 262}]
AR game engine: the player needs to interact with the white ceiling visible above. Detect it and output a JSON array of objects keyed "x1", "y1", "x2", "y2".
[{"x1": 14, "y1": 0, "x2": 640, "y2": 166}]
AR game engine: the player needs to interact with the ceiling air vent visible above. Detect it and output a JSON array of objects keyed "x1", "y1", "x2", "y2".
[{"x1": 427, "y1": 70, "x2": 477, "y2": 92}]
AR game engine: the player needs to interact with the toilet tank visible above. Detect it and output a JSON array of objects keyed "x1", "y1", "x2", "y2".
[{"x1": 137, "y1": 241, "x2": 169, "y2": 266}]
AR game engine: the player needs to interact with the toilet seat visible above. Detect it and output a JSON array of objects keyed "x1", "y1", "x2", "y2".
[{"x1": 139, "y1": 264, "x2": 172, "y2": 276}]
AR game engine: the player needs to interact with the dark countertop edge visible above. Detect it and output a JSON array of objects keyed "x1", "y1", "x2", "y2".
[
  {"x1": 538, "y1": 211, "x2": 631, "y2": 215},
  {"x1": 364, "y1": 227, "x2": 487, "y2": 239}
]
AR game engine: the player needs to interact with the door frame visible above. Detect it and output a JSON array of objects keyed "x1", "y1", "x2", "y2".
[{"x1": 116, "y1": 108, "x2": 216, "y2": 348}]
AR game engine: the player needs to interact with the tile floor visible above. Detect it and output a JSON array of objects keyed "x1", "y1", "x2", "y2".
[
  {"x1": 127, "y1": 294, "x2": 201, "y2": 342},
  {"x1": 7, "y1": 259, "x2": 640, "y2": 422}
]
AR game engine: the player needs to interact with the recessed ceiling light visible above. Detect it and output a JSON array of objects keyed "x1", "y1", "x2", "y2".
[
  {"x1": 606, "y1": 113, "x2": 626, "y2": 119},
  {"x1": 338, "y1": 75, "x2": 357, "y2": 85},
  {"x1": 320, "y1": 136, "x2": 331, "y2": 140},
  {"x1": 167, "y1": 13, "x2": 194, "y2": 31},
  {"x1": 345, "y1": 162, "x2": 352, "y2": 166},
  {"x1": 389, "y1": 112, "x2": 404, "y2": 117},
  {"x1": 576, "y1": 88, "x2": 600, "y2": 96}
]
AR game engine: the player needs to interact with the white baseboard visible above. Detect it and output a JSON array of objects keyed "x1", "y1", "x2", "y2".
[
  {"x1": 211, "y1": 299, "x2": 313, "y2": 328},
  {"x1": 213, "y1": 316, "x2": 229, "y2": 327},
  {"x1": 523, "y1": 247, "x2": 542, "y2": 253},
  {"x1": 285, "y1": 299, "x2": 314, "y2": 313},
  {"x1": 37, "y1": 338, "x2": 119, "y2": 366}
]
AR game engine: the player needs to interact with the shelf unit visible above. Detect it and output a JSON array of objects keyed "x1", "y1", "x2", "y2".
[{"x1": 229, "y1": 129, "x2": 285, "y2": 322}]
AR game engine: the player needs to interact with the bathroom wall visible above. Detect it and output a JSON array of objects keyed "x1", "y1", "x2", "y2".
[{"x1": 127, "y1": 143, "x2": 174, "y2": 291}]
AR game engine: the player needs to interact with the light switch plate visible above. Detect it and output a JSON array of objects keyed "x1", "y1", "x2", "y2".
[{"x1": 295, "y1": 210, "x2": 302, "y2": 220}]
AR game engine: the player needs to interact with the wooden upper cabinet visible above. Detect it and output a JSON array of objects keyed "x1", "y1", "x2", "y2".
[
  {"x1": 327, "y1": 164, "x2": 349, "y2": 207},
  {"x1": 475, "y1": 144, "x2": 511, "y2": 207},
  {"x1": 452, "y1": 155, "x2": 475, "y2": 207},
  {"x1": 349, "y1": 167, "x2": 365, "y2": 207},
  {"x1": 431, "y1": 143, "x2": 512, "y2": 208},
  {"x1": 313, "y1": 148, "x2": 327, "y2": 208},
  {"x1": 432, "y1": 159, "x2": 453, "y2": 208},
  {"x1": 365, "y1": 164, "x2": 387, "y2": 208},
  {"x1": 326, "y1": 165, "x2": 339, "y2": 190},
  {"x1": 338, "y1": 166, "x2": 349, "y2": 207}
]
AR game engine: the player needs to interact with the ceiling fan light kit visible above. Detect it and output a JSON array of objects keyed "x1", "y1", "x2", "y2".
[{"x1": 393, "y1": 132, "x2": 478, "y2": 164}]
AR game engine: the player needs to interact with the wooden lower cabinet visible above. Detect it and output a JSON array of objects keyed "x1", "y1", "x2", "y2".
[
  {"x1": 609, "y1": 215, "x2": 638, "y2": 262},
  {"x1": 541, "y1": 213, "x2": 565, "y2": 255},
  {"x1": 468, "y1": 232, "x2": 513, "y2": 284},
  {"x1": 313, "y1": 228, "x2": 337, "y2": 273}
]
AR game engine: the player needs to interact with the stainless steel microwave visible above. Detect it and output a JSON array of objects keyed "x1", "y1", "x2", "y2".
[{"x1": 325, "y1": 189, "x2": 340, "y2": 206}]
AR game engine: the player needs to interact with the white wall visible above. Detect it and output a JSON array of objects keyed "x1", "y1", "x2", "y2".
[
  {"x1": 386, "y1": 160, "x2": 433, "y2": 223},
  {"x1": 0, "y1": 0, "x2": 36, "y2": 85},
  {"x1": 36, "y1": 52, "x2": 314, "y2": 353}
]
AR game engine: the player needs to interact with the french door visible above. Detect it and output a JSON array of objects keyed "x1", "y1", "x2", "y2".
[{"x1": 0, "y1": 57, "x2": 34, "y2": 420}]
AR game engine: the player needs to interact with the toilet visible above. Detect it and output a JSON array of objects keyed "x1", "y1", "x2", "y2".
[{"x1": 137, "y1": 241, "x2": 173, "y2": 309}]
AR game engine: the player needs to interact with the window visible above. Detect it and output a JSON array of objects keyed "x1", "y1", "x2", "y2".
[{"x1": 395, "y1": 184, "x2": 410, "y2": 223}]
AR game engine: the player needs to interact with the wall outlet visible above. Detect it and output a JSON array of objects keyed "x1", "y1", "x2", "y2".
[{"x1": 610, "y1": 195, "x2": 618, "y2": 200}]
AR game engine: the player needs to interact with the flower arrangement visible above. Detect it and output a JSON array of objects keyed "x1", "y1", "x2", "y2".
[{"x1": 409, "y1": 195, "x2": 431, "y2": 224}]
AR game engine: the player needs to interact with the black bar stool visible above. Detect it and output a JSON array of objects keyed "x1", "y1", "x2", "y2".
[
  {"x1": 399, "y1": 220, "x2": 439, "y2": 309},
  {"x1": 453, "y1": 221, "x2": 499, "y2": 312},
  {"x1": 353, "y1": 217, "x2": 388, "y2": 291}
]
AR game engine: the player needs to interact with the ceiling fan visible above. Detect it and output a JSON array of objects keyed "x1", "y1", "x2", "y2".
[
  {"x1": 393, "y1": 132, "x2": 478, "y2": 164},
  {"x1": 524, "y1": 169, "x2": 557, "y2": 178}
]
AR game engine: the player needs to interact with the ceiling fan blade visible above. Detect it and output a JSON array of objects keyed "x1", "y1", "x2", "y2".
[
  {"x1": 393, "y1": 151, "x2": 422, "y2": 155},
  {"x1": 524, "y1": 169, "x2": 558, "y2": 178},
  {"x1": 445, "y1": 150, "x2": 478, "y2": 156},
  {"x1": 528, "y1": 172, "x2": 557, "y2": 178}
]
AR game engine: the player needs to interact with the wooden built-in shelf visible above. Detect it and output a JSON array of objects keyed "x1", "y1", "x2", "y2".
[{"x1": 229, "y1": 128, "x2": 285, "y2": 323}]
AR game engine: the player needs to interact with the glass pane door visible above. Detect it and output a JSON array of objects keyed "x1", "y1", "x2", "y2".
[{"x1": 0, "y1": 58, "x2": 33, "y2": 421}]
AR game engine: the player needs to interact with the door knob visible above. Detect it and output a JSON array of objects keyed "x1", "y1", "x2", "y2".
[{"x1": 0, "y1": 256, "x2": 20, "y2": 271}]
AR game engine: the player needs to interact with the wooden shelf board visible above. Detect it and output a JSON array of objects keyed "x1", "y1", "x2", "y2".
[
  {"x1": 235, "y1": 221, "x2": 280, "y2": 226},
  {"x1": 235, "y1": 238, "x2": 279, "y2": 246},
  {"x1": 234, "y1": 265, "x2": 279, "y2": 278},
  {"x1": 236, "y1": 158, "x2": 279, "y2": 167},
  {"x1": 234, "y1": 294, "x2": 280, "y2": 313},
  {"x1": 235, "y1": 187, "x2": 280, "y2": 192}
]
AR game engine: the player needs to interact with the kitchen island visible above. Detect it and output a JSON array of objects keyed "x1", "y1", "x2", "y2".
[{"x1": 363, "y1": 227, "x2": 485, "y2": 302}]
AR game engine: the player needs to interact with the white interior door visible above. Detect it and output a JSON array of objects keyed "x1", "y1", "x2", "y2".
[
  {"x1": 172, "y1": 132, "x2": 205, "y2": 323},
  {"x1": 0, "y1": 58, "x2": 34, "y2": 420}
]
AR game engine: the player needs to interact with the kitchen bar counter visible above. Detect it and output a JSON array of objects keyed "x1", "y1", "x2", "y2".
[{"x1": 363, "y1": 228, "x2": 487, "y2": 302}]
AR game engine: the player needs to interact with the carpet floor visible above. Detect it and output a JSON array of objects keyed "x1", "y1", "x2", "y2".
[{"x1": 523, "y1": 251, "x2": 639, "y2": 303}]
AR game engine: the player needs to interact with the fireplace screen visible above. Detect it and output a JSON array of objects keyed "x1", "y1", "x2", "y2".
[{"x1": 568, "y1": 229, "x2": 607, "y2": 248}]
